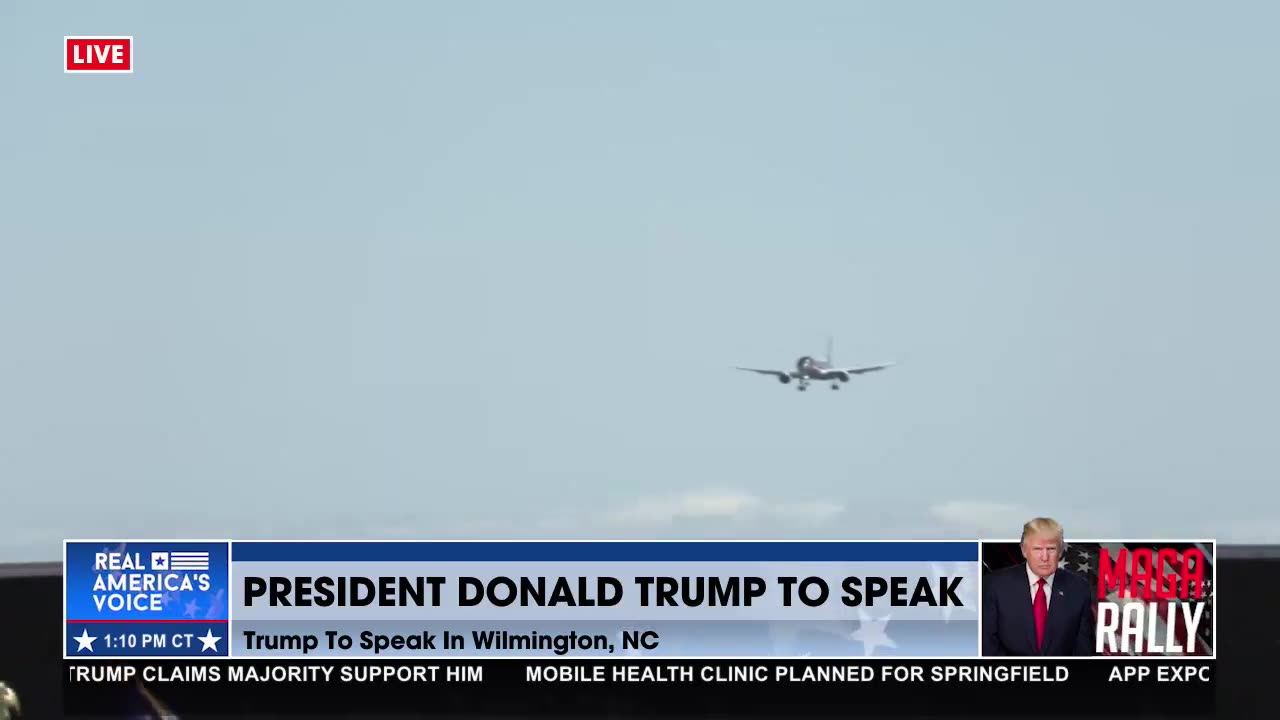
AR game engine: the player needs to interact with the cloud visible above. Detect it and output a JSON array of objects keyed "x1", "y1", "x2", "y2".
[
  {"x1": 769, "y1": 499, "x2": 847, "y2": 524},
  {"x1": 492, "y1": 488, "x2": 848, "y2": 539},
  {"x1": 928, "y1": 500, "x2": 1040, "y2": 537},
  {"x1": 924, "y1": 499, "x2": 1119, "y2": 539},
  {"x1": 7, "y1": 493, "x2": 1279, "y2": 565},
  {"x1": 602, "y1": 489, "x2": 845, "y2": 529},
  {"x1": 603, "y1": 489, "x2": 762, "y2": 527}
]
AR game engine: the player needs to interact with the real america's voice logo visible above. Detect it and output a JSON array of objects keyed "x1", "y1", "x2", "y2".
[
  {"x1": 65, "y1": 540, "x2": 231, "y2": 658},
  {"x1": 93, "y1": 549, "x2": 211, "y2": 611},
  {"x1": 64, "y1": 36, "x2": 133, "y2": 73}
]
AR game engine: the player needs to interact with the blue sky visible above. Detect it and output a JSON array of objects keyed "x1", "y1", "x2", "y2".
[{"x1": 2, "y1": 1, "x2": 1277, "y2": 560}]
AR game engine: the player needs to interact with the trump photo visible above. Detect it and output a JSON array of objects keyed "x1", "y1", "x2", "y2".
[{"x1": 981, "y1": 517, "x2": 1096, "y2": 656}]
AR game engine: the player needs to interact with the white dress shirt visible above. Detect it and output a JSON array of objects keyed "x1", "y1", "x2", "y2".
[{"x1": 1027, "y1": 564, "x2": 1054, "y2": 608}]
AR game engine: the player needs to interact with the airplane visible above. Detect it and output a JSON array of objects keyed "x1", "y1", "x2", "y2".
[{"x1": 735, "y1": 337, "x2": 893, "y2": 391}]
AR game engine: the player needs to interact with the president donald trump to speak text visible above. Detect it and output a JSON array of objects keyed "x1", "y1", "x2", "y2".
[{"x1": 981, "y1": 517, "x2": 1096, "y2": 656}]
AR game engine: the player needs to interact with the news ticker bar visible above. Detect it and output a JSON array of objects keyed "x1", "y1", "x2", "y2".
[
  {"x1": 65, "y1": 539, "x2": 1216, "y2": 660},
  {"x1": 64, "y1": 658, "x2": 1215, "y2": 717}
]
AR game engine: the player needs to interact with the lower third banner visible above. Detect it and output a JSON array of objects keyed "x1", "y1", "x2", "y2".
[
  {"x1": 225, "y1": 540, "x2": 981, "y2": 658},
  {"x1": 63, "y1": 658, "x2": 1214, "y2": 717}
]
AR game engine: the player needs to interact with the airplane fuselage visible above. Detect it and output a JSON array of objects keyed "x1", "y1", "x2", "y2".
[{"x1": 794, "y1": 356, "x2": 851, "y2": 383}]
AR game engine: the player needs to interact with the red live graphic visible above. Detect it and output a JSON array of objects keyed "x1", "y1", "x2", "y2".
[
  {"x1": 65, "y1": 36, "x2": 133, "y2": 73},
  {"x1": 1094, "y1": 547, "x2": 1210, "y2": 654}
]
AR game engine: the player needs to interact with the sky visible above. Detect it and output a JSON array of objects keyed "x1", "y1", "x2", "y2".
[{"x1": 2, "y1": 1, "x2": 1277, "y2": 561}]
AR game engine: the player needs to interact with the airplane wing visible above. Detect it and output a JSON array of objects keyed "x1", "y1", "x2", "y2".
[
  {"x1": 837, "y1": 363, "x2": 894, "y2": 374},
  {"x1": 735, "y1": 366, "x2": 792, "y2": 379}
]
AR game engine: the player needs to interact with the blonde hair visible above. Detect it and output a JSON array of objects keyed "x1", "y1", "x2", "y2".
[{"x1": 1021, "y1": 517, "x2": 1063, "y2": 544}]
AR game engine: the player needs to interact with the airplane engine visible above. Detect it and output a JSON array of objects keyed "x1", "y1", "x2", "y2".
[
  {"x1": 834, "y1": 371, "x2": 850, "y2": 382},
  {"x1": 777, "y1": 375, "x2": 791, "y2": 384}
]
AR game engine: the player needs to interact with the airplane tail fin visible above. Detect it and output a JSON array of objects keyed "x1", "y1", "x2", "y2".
[{"x1": 825, "y1": 334, "x2": 833, "y2": 364}]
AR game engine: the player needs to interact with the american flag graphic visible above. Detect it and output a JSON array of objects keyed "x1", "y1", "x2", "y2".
[{"x1": 983, "y1": 541, "x2": 1214, "y2": 656}]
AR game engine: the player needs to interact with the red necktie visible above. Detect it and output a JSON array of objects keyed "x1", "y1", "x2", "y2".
[{"x1": 1033, "y1": 578, "x2": 1048, "y2": 651}]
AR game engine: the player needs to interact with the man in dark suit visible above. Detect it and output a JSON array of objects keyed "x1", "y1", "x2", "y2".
[{"x1": 982, "y1": 517, "x2": 1096, "y2": 656}]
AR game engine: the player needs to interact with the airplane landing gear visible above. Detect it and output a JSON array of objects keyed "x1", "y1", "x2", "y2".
[{"x1": 831, "y1": 383, "x2": 840, "y2": 390}]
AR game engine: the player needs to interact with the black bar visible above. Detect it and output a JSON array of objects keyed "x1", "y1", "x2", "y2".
[{"x1": 64, "y1": 658, "x2": 1214, "y2": 718}]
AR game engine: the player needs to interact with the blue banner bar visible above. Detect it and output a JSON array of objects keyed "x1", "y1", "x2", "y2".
[{"x1": 231, "y1": 541, "x2": 978, "y2": 563}]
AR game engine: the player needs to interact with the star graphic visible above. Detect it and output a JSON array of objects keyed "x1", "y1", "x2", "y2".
[
  {"x1": 205, "y1": 589, "x2": 226, "y2": 619},
  {"x1": 198, "y1": 629, "x2": 221, "y2": 652},
  {"x1": 849, "y1": 610, "x2": 896, "y2": 657},
  {"x1": 74, "y1": 628, "x2": 97, "y2": 652},
  {"x1": 183, "y1": 599, "x2": 199, "y2": 618},
  {"x1": 1077, "y1": 560, "x2": 1092, "y2": 573},
  {"x1": 1058, "y1": 558, "x2": 1068, "y2": 569}
]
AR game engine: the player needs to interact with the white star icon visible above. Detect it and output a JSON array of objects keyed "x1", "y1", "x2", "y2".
[
  {"x1": 74, "y1": 628, "x2": 97, "y2": 652},
  {"x1": 199, "y1": 629, "x2": 221, "y2": 652},
  {"x1": 849, "y1": 610, "x2": 897, "y2": 657}
]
